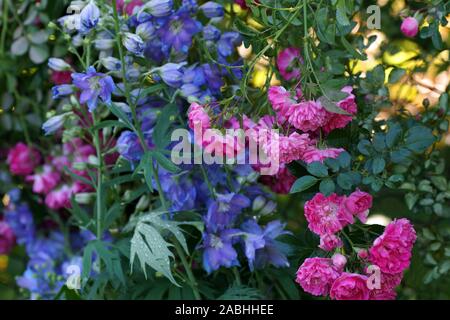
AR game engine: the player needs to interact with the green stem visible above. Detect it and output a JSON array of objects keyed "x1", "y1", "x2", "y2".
[
  {"x1": 0, "y1": 0, "x2": 8, "y2": 55},
  {"x1": 232, "y1": 267, "x2": 242, "y2": 286},
  {"x1": 92, "y1": 112, "x2": 104, "y2": 248}
]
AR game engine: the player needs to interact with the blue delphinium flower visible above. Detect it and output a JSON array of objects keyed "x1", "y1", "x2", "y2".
[
  {"x1": 51, "y1": 84, "x2": 74, "y2": 99},
  {"x1": 158, "y1": 11, "x2": 202, "y2": 53},
  {"x1": 139, "y1": 0, "x2": 173, "y2": 18},
  {"x1": 123, "y1": 32, "x2": 145, "y2": 56},
  {"x1": 48, "y1": 58, "x2": 72, "y2": 71},
  {"x1": 157, "y1": 63, "x2": 185, "y2": 87},
  {"x1": 4, "y1": 203, "x2": 35, "y2": 245},
  {"x1": 201, "y1": 229, "x2": 240, "y2": 274},
  {"x1": 217, "y1": 32, "x2": 242, "y2": 58},
  {"x1": 42, "y1": 113, "x2": 71, "y2": 136},
  {"x1": 204, "y1": 193, "x2": 250, "y2": 232},
  {"x1": 240, "y1": 220, "x2": 291, "y2": 270},
  {"x1": 101, "y1": 57, "x2": 122, "y2": 71},
  {"x1": 80, "y1": 1, "x2": 100, "y2": 34},
  {"x1": 199, "y1": 2, "x2": 224, "y2": 18},
  {"x1": 136, "y1": 21, "x2": 155, "y2": 41},
  {"x1": 202, "y1": 24, "x2": 221, "y2": 41},
  {"x1": 158, "y1": 170, "x2": 197, "y2": 213},
  {"x1": 181, "y1": 0, "x2": 198, "y2": 13},
  {"x1": 117, "y1": 131, "x2": 144, "y2": 163},
  {"x1": 71, "y1": 66, "x2": 115, "y2": 112}
]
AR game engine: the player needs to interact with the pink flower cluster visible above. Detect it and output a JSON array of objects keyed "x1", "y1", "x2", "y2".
[
  {"x1": 268, "y1": 85, "x2": 357, "y2": 135},
  {"x1": 0, "y1": 221, "x2": 15, "y2": 255},
  {"x1": 296, "y1": 216, "x2": 416, "y2": 300},
  {"x1": 7, "y1": 139, "x2": 96, "y2": 210},
  {"x1": 304, "y1": 190, "x2": 373, "y2": 250}
]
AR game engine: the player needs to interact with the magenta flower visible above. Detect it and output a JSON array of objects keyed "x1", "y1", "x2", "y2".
[
  {"x1": 188, "y1": 102, "x2": 211, "y2": 130},
  {"x1": 25, "y1": 165, "x2": 61, "y2": 195},
  {"x1": 369, "y1": 218, "x2": 417, "y2": 274},
  {"x1": 7, "y1": 143, "x2": 41, "y2": 176},
  {"x1": 0, "y1": 222, "x2": 15, "y2": 255},
  {"x1": 267, "y1": 86, "x2": 296, "y2": 123},
  {"x1": 323, "y1": 86, "x2": 357, "y2": 134},
  {"x1": 319, "y1": 233, "x2": 343, "y2": 252},
  {"x1": 288, "y1": 100, "x2": 328, "y2": 132},
  {"x1": 296, "y1": 257, "x2": 341, "y2": 296},
  {"x1": 330, "y1": 273, "x2": 370, "y2": 300},
  {"x1": 304, "y1": 193, "x2": 353, "y2": 236},
  {"x1": 276, "y1": 47, "x2": 302, "y2": 81},
  {"x1": 302, "y1": 146, "x2": 345, "y2": 164},
  {"x1": 344, "y1": 189, "x2": 373, "y2": 223},
  {"x1": 401, "y1": 17, "x2": 419, "y2": 38}
]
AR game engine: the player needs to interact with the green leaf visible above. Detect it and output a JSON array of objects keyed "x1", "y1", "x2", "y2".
[
  {"x1": 388, "y1": 68, "x2": 406, "y2": 84},
  {"x1": 405, "y1": 126, "x2": 436, "y2": 153},
  {"x1": 109, "y1": 102, "x2": 134, "y2": 130},
  {"x1": 372, "y1": 157, "x2": 386, "y2": 174},
  {"x1": 218, "y1": 285, "x2": 263, "y2": 300},
  {"x1": 337, "y1": 151, "x2": 351, "y2": 168},
  {"x1": 290, "y1": 176, "x2": 319, "y2": 193},
  {"x1": 318, "y1": 95, "x2": 351, "y2": 115},
  {"x1": 319, "y1": 178, "x2": 335, "y2": 196},
  {"x1": 153, "y1": 103, "x2": 178, "y2": 149},
  {"x1": 135, "y1": 152, "x2": 154, "y2": 192},
  {"x1": 385, "y1": 122, "x2": 402, "y2": 148},
  {"x1": 357, "y1": 140, "x2": 372, "y2": 156},
  {"x1": 336, "y1": 0, "x2": 350, "y2": 26},
  {"x1": 337, "y1": 173, "x2": 353, "y2": 190},
  {"x1": 306, "y1": 162, "x2": 328, "y2": 178},
  {"x1": 151, "y1": 150, "x2": 179, "y2": 174}
]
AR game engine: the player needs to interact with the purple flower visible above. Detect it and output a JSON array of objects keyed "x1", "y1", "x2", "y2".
[
  {"x1": 158, "y1": 11, "x2": 202, "y2": 53},
  {"x1": 48, "y1": 58, "x2": 71, "y2": 71},
  {"x1": 117, "y1": 131, "x2": 144, "y2": 163},
  {"x1": 201, "y1": 229, "x2": 240, "y2": 273},
  {"x1": 240, "y1": 220, "x2": 290, "y2": 270},
  {"x1": 217, "y1": 32, "x2": 242, "y2": 58},
  {"x1": 204, "y1": 193, "x2": 250, "y2": 232},
  {"x1": 139, "y1": 0, "x2": 173, "y2": 18},
  {"x1": 51, "y1": 84, "x2": 74, "y2": 99},
  {"x1": 4, "y1": 203, "x2": 35, "y2": 245},
  {"x1": 136, "y1": 21, "x2": 155, "y2": 41},
  {"x1": 199, "y1": 2, "x2": 224, "y2": 18},
  {"x1": 203, "y1": 24, "x2": 221, "y2": 41},
  {"x1": 157, "y1": 63, "x2": 185, "y2": 87},
  {"x1": 71, "y1": 66, "x2": 115, "y2": 112},
  {"x1": 80, "y1": 1, "x2": 100, "y2": 34},
  {"x1": 123, "y1": 32, "x2": 145, "y2": 56}
]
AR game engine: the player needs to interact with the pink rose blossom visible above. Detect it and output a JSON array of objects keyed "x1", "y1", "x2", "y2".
[
  {"x1": 188, "y1": 102, "x2": 211, "y2": 131},
  {"x1": 267, "y1": 86, "x2": 296, "y2": 123},
  {"x1": 358, "y1": 249, "x2": 369, "y2": 260},
  {"x1": 7, "y1": 143, "x2": 41, "y2": 176},
  {"x1": 276, "y1": 47, "x2": 302, "y2": 81},
  {"x1": 116, "y1": 0, "x2": 143, "y2": 15},
  {"x1": 25, "y1": 165, "x2": 61, "y2": 195},
  {"x1": 263, "y1": 132, "x2": 312, "y2": 166},
  {"x1": 323, "y1": 86, "x2": 357, "y2": 134},
  {"x1": 369, "y1": 272, "x2": 403, "y2": 300},
  {"x1": 302, "y1": 146, "x2": 345, "y2": 164},
  {"x1": 288, "y1": 100, "x2": 327, "y2": 132},
  {"x1": 401, "y1": 17, "x2": 419, "y2": 38},
  {"x1": 0, "y1": 221, "x2": 15, "y2": 254},
  {"x1": 304, "y1": 193, "x2": 353, "y2": 236},
  {"x1": 369, "y1": 218, "x2": 417, "y2": 274},
  {"x1": 332, "y1": 253, "x2": 347, "y2": 270},
  {"x1": 296, "y1": 257, "x2": 341, "y2": 296},
  {"x1": 344, "y1": 189, "x2": 373, "y2": 223},
  {"x1": 319, "y1": 233, "x2": 343, "y2": 251},
  {"x1": 330, "y1": 273, "x2": 370, "y2": 300}
]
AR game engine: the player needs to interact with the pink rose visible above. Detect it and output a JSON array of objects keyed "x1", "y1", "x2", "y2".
[
  {"x1": 330, "y1": 273, "x2": 370, "y2": 300},
  {"x1": 320, "y1": 234, "x2": 343, "y2": 251},
  {"x1": 358, "y1": 249, "x2": 369, "y2": 260},
  {"x1": 296, "y1": 257, "x2": 341, "y2": 296},
  {"x1": 288, "y1": 100, "x2": 327, "y2": 132},
  {"x1": 304, "y1": 193, "x2": 353, "y2": 236},
  {"x1": 369, "y1": 219, "x2": 417, "y2": 274},
  {"x1": 323, "y1": 86, "x2": 357, "y2": 133},
  {"x1": 188, "y1": 102, "x2": 211, "y2": 131},
  {"x1": 301, "y1": 146, "x2": 345, "y2": 164},
  {"x1": 7, "y1": 143, "x2": 41, "y2": 176},
  {"x1": 401, "y1": 17, "x2": 419, "y2": 38},
  {"x1": 116, "y1": 0, "x2": 143, "y2": 15},
  {"x1": 368, "y1": 272, "x2": 403, "y2": 300},
  {"x1": 267, "y1": 86, "x2": 296, "y2": 123},
  {"x1": 276, "y1": 47, "x2": 302, "y2": 81},
  {"x1": 0, "y1": 222, "x2": 15, "y2": 254},
  {"x1": 25, "y1": 165, "x2": 61, "y2": 195},
  {"x1": 332, "y1": 253, "x2": 347, "y2": 270},
  {"x1": 344, "y1": 189, "x2": 373, "y2": 223}
]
